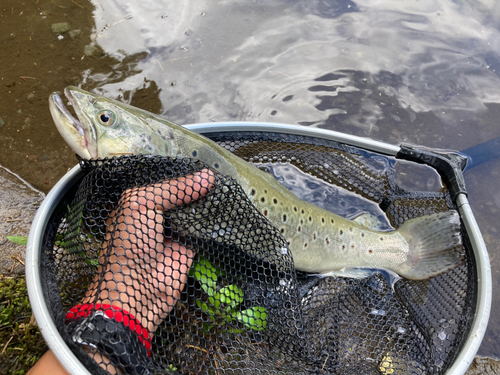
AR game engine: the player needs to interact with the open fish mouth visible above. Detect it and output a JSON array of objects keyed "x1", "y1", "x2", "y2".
[{"x1": 49, "y1": 87, "x2": 98, "y2": 159}]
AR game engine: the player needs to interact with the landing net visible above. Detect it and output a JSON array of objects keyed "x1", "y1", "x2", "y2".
[{"x1": 40, "y1": 132, "x2": 475, "y2": 375}]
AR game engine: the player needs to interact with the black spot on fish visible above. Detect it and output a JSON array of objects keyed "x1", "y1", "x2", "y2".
[
  {"x1": 308, "y1": 216, "x2": 312, "y2": 222},
  {"x1": 298, "y1": 226, "x2": 301, "y2": 232},
  {"x1": 325, "y1": 238, "x2": 330, "y2": 245},
  {"x1": 301, "y1": 209, "x2": 305, "y2": 214},
  {"x1": 339, "y1": 230, "x2": 343, "y2": 235},
  {"x1": 263, "y1": 210, "x2": 268, "y2": 217},
  {"x1": 331, "y1": 219, "x2": 334, "y2": 224},
  {"x1": 313, "y1": 233, "x2": 316, "y2": 240},
  {"x1": 342, "y1": 245, "x2": 346, "y2": 250},
  {"x1": 368, "y1": 249, "x2": 373, "y2": 254},
  {"x1": 192, "y1": 150, "x2": 198, "y2": 157},
  {"x1": 261, "y1": 197, "x2": 265, "y2": 202},
  {"x1": 349, "y1": 227, "x2": 353, "y2": 232},
  {"x1": 280, "y1": 228, "x2": 285, "y2": 234},
  {"x1": 250, "y1": 189, "x2": 255, "y2": 196},
  {"x1": 283, "y1": 214, "x2": 287, "y2": 222},
  {"x1": 294, "y1": 207, "x2": 298, "y2": 212},
  {"x1": 300, "y1": 219, "x2": 303, "y2": 224},
  {"x1": 361, "y1": 233, "x2": 365, "y2": 237},
  {"x1": 322, "y1": 218, "x2": 325, "y2": 223},
  {"x1": 273, "y1": 198, "x2": 278, "y2": 204},
  {"x1": 380, "y1": 237, "x2": 384, "y2": 241},
  {"x1": 304, "y1": 243, "x2": 308, "y2": 248},
  {"x1": 214, "y1": 163, "x2": 219, "y2": 169}
]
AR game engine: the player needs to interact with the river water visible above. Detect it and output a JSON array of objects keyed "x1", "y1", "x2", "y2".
[{"x1": 1, "y1": 0, "x2": 499, "y2": 362}]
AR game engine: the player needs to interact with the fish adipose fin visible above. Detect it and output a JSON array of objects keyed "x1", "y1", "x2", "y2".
[{"x1": 397, "y1": 211, "x2": 462, "y2": 280}]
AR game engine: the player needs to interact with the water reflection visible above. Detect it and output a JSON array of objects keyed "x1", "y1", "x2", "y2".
[
  {"x1": 257, "y1": 161, "x2": 394, "y2": 230},
  {"x1": 87, "y1": 1, "x2": 500, "y2": 141}
]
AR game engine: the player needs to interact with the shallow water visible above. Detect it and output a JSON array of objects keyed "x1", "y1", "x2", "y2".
[{"x1": 1, "y1": 0, "x2": 500, "y2": 361}]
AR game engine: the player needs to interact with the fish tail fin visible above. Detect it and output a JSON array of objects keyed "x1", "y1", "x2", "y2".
[{"x1": 396, "y1": 211, "x2": 462, "y2": 280}]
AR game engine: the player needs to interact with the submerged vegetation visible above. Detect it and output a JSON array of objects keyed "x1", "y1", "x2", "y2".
[{"x1": 190, "y1": 257, "x2": 268, "y2": 333}]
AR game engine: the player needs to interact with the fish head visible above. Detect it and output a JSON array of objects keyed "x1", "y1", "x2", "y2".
[{"x1": 49, "y1": 86, "x2": 179, "y2": 159}]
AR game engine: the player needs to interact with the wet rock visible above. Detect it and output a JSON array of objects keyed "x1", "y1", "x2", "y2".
[
  {"x1": 68, "y1": 29, "x2": 81, "y2": 39},
  {"x1": 51, "y1": 22, "x2": 71, "y2": 34},
  {"x1": 83, "y1": 43, "x2": 104, "y2": 57},
  {"x1": 0, "y1": 165, "x2": 44, "y2": 275}
]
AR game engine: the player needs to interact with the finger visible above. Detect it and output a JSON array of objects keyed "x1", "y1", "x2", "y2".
[
  {"x1": 161, "y1": 169, "x2": 215, "y2": 208},
  {"x1": 124, "y1": 169, "x2": 215, "y2": 214},
  {"x1": 115, "y1": 170, "x2": 214, "y2": 253}
]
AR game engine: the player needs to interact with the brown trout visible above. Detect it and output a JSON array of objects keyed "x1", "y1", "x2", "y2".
[{"x1": 49, "y1": 86, "x2": 462, "y2": 280}]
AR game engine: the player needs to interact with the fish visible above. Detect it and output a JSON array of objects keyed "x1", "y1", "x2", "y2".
[{"x1": 49, "y1": 86, "x2": 462, "y2": 280}]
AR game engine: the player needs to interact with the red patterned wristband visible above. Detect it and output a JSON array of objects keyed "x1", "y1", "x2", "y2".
[{"x1": 66, "y1": 303, "x2": 152, "y2": 354}]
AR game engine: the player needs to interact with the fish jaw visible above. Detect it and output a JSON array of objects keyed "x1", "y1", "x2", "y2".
[
  {"x1": 48, "y1": 88, "x2": 98, "y2": 159},
  {"x1": 56, "y1": 86, "x2": 178, "y2": 158}
]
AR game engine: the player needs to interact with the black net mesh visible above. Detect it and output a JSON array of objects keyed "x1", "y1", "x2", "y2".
[{"x1": 40, "y1": 132, "x2": 476, "y2": 375}]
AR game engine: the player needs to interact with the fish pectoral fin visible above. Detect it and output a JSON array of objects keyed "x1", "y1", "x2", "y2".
[{"x1": 352, "y1": 213, "x2": 384, "y2": 230}]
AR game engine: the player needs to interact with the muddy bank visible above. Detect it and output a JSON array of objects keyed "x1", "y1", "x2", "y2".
[{"x1": 0, "y1": 165, "x2": 44, "y2": 275}]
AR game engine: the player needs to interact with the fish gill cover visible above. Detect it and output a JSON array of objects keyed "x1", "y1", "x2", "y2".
[{"x1": 40, "y1": 132, "x2": 474, "y2": 375}]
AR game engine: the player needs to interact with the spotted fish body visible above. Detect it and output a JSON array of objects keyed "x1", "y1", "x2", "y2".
[{"x1": 49, "y1": 86, "x2": 462, "y2": 280}]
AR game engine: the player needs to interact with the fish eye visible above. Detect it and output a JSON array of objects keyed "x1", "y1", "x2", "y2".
[{"x1": 97, "y1": 110, "x2": 116, "y2": 126}]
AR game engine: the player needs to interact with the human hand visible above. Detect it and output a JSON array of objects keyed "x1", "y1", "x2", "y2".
[
  {"x1": 31, "y1": 170, "x2": 215, "y2": 375},
  {"x1": 83, "y1": 169, "x2": 215, "y2": 334}
]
